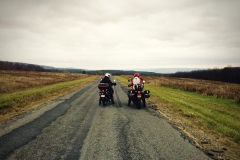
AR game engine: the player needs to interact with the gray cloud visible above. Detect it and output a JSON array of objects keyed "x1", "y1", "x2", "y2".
[{"x1": 0, "y1": 0, "x2": 240, "y2": 70}]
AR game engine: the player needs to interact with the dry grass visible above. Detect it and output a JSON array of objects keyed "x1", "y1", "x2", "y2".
[
  {"x1": 141, "y1": 76, "x2": 240, "y2": 103},
  {"x1": 0, "y1": 70, "x2": 99, "y2": 123},
  {"x1": 0, "y1": 70, "x2": 89, "y2": 94}
]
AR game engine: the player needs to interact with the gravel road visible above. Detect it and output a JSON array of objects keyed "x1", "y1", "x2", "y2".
[{"x1": 0, "y1": 80, "x2": 211, "y2": 160}]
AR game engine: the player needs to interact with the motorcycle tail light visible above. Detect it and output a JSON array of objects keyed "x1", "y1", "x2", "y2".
[
  {"x1": 102, "y1": 90, "x2": 104, "y2": 92},
  {"x1": 137, "y1": 94, "x2": 141, "y2": 99}
]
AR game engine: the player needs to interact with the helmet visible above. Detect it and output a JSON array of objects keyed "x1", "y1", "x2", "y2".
[
  {"x1": 134, "y1": 72, "x2": 140, "y2": 77},
  {"x1": 105, "y1": 73, "x2": 111, "y2": 77}
]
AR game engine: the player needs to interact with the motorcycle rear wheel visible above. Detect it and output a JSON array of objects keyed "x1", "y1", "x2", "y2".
[
  {"x1": 136, "y1": 99, "x2": 141, "y2": 109},
  {"x1": 102, "y1": 99, "x2": 106, "y2": 106}
]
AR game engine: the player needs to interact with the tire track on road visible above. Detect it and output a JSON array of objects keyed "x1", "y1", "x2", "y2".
[
  {"x1": 0, "y1": 81, "x2": 97, "y2": 159},
  {"x1": 114, "y1": 85, "x2": 123, "y2": 108},
  {"x1": 65, "y1": 84, "x2": 99, "y2": 159}
]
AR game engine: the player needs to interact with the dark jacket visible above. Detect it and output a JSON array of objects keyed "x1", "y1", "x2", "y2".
[
  {"x1": 100, "y1": 76, "x2": 113, "y2": 85},
  {"x1": 100, "y1": 76, "x2": 114, "y2": 94}
]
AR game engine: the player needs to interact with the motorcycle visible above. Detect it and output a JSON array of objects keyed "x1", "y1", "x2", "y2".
[
  {"x1": 98, "y1": 82, "x2": 116, "y2": 106},
  {"x1": 128, "y1": 80, "x2": 150, "y2": 109}
]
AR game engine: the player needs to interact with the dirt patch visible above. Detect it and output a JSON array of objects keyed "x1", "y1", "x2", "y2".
[{"x1": 147, "y1": 99, "x2": 239, "y2": 160}]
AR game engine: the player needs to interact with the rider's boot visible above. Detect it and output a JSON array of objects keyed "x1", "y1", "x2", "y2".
[
  {"x1": 142, "y1": 98, "x2": 146, "y2": 107},
  {"x1": 128, "y1": 98, "x2": 131, "y2": 106},
  {"x1": 111, "y1": 95, "x2": 115, "y2": 104},
  {"x1": 110, "y1": 95, "x2": 115, "y2": 104}
]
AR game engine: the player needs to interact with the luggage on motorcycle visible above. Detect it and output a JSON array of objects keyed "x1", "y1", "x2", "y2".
[
  {"x1": 128, "y1": 90, "x2": 135, "y2": 97},
  {"x1": 98, "y1": 83, "x2": 109, "y2": 89},
  {"x1": 144, "y1": 90, "x2": 150, "y2": 98}
]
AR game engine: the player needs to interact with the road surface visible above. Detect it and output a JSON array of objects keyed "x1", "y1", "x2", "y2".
[{"x1": 0, "y1": 80, "x2": 211, "y2": 160}]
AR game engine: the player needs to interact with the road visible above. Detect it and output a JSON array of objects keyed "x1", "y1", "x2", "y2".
[{"x1": 0, "y1": 80, "x2": 211, "y2": 160}]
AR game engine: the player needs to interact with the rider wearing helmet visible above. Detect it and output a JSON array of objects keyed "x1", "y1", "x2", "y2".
[
  {"x1": 128, "y1": 72, "x2": 146, "y2": 107},
  {"x1": 130, "y1": 72, "x2": 144, "y2": 90},
  {"x1": 134, "y1": 72, "x2": 140, "y2": 77},
  {"x1": 100, "y1": 73, "x2": 115, "y2": 104}
]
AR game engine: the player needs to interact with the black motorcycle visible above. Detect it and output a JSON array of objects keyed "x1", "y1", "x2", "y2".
[
  {"x1": 98, "y1": 82, "x2": 116, "y2": 106},
  {"x1": 128, "y1": 82, "x2": 150, "y2": 109}
]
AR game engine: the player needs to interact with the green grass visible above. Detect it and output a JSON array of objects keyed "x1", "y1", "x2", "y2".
[
  {"x1": 115, "y1": 76, "x2": 240, "y2": 144},
  {"x1": 0, "y1": 76, "x2": 98, "y2": 116},
  {"x1": 148, "y1": 84, "x2": 240, "y2": 142}
]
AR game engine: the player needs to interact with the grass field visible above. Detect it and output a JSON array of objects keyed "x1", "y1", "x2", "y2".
[
  {"x1": 0, "y1": 70, "x2": 99, "y2": 123},
  {"x1": 115, "y1": 75, "x2": 240, "y2": 159},
  {"x1": 1, "y1": 71, "x2": 240, "y2": 159},
  {"x1": 145, "y1": 76, "x2": 240, "y2": 102}
]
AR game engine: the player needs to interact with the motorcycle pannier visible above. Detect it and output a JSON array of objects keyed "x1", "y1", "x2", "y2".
[
  {"x1": 144, "y1": 90, "x2": 150, "y2": 98},
  {"x1": 128, "y1": 90, "x2": 135, "y2": 97},
  {"x1": 98, "y1": 83, "x2": 109, "y2": 89}
]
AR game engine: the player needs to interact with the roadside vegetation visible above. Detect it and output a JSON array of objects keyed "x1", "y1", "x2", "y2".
[
  {"x1": 1, "y1": 70, "x2": 240, "y2": 159},
  {"x1": 146, "y1": 76, "x2": 240, "y2": 103},
  {"x1": 115, "y1": 75, "x2": 240, "y2": 159},
  {"x1": 0, "y1": 70, "x2": 99, "y2": 123}
]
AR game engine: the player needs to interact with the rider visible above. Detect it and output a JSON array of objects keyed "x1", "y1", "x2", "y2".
[
  {"x1": 100, "y1": 73, "x2": 115, "y2": 104},
  {"x1": 128, "y1": 72, "x2": 146, "y2": 107},
  {"x1": 131, "y1": 72, "x2": 144, "y2": 90}
]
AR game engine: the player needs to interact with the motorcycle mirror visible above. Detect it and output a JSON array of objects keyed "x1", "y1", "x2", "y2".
[
  {"x1": 128, "y1": 79, "x2": 130, "y2": 82},
  {"x1": 143, "y1": 80, "x2": 145, "y2": 83}
]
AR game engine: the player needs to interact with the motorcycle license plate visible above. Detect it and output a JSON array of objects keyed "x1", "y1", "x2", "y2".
[
  {"x1": 137, "y1": 94, "x2": 141, "y2": 98},
  {"x1": 101, "y1": 95, "x2": 105, "y2": 97}
]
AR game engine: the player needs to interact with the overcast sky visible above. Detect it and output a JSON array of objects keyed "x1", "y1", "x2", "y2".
[{"x1": 1, "y1": 0, "x2": 240, "y2": 71}]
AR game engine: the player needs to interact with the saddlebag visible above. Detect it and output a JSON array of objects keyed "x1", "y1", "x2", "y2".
[
  {"x1": 144, "y1": 90, "x2": 150, "y2": 98},
  {"x1": 128, "y1": 90, "x2": 135, "y2": 97}
]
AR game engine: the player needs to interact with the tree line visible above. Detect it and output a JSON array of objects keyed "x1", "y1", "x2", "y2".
[
  {"x1": 0, "y1": 61, "x2": 45, "y2": 71},
  {"x1": 0, "y1": 61, "x2": 157, "y2": 76},
  {"x1": 86, "y1": 70, "x2": 160, "y2": 76},
  {"x1": 170, "y1": 67, "x2": 240, "y2": 84},
  {"x1": 0, "y1": 61, "x2": 87, "y2": 74},
  {"x1": 1, "y1": 61, "x2": 239, "y2": 83}
]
